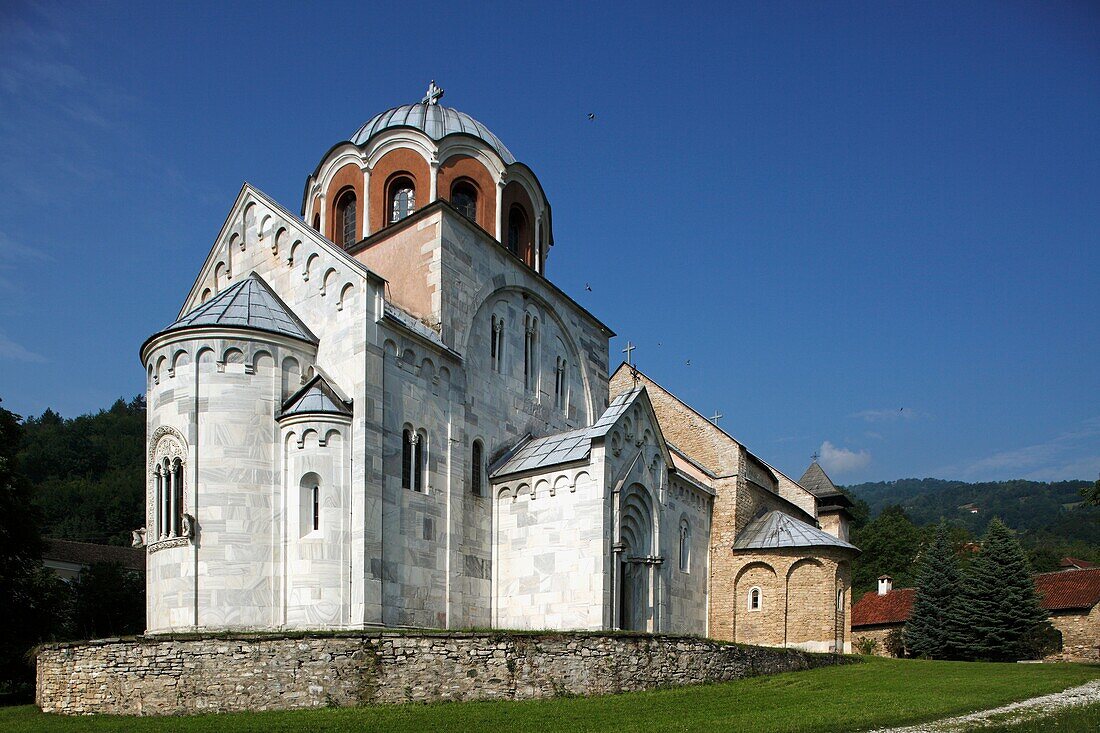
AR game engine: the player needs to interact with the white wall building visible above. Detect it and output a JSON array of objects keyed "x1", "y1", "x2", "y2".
[{"x1": 139, "y1": 84, "x2": 857, "y2": 647}]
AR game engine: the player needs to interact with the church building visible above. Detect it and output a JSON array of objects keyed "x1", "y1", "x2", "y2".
[{"x1": 138, "y1": 83, "x2": 858, "y2": 652}]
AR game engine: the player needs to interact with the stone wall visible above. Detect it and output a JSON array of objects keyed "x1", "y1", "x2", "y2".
[
  {"x1": 37, "y1": 631, "x2": 850, "y2": 716},
  {"x1": 1046, "y1": 607, "x2": 1099, "y2": 662}
]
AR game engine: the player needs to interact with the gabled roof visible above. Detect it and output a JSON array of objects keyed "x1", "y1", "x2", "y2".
[
  {"x1": 1036, "y1": 568, "x2": 1100, "y2": 611},
  {"x1": 1060, "y1": 557, "x2": 1096, "y2": 570},
  {"x1": 490, "y1": 387, "x2": 666, "y2": 479},
  {"x1": 851, "y1": 588, "x2": 916, "y2": 628},
  {"x1": 852, "y1": 568, "x2": 1100, "y2": 628},
  {"x1": 279, "y1": 374, "x2": 352, "y2": 419},
  {"x1": 733, "y1": 510, "x2": 859, "y2": 553},
  {"x1": 43, "y1": 539, "x2": 145, "y2": 573},
  {"x1": 162, "y1": 272, "x2": 317, "y2": 344}
]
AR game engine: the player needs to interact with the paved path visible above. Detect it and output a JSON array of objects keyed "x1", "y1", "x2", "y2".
[{"x1": 871, "y1": 678, "x2": 1100, "y2": 732}]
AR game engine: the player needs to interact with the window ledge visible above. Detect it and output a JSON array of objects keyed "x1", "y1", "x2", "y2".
[{"x1": 148, "y1": 536, "x2": 191, "y2": 553}]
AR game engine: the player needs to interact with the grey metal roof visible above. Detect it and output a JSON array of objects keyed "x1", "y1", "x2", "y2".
[
  {"x1": 798, "y1": 461, "x2": 840, "y2": 497},
  {"x1": 588, "y1": 386, "x2": 645, "y2": 438},
  {"x1": 164, "y1": 273, "x2": 317, "y2": 344},
  {"x1": 733, "y1": 510, "x2": 859, "y2": 553},
  {"x1": 491, "y1": 427, "x2": 592, "y2": 477},
  {"x1": 351, "y1": 104, "x2": 516, "y2": 165},
  {"x1": 280, "y1": 375, "x2": 351, "y2": 419}
]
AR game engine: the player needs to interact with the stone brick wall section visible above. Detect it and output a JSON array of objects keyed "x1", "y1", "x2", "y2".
[{"x1": 37, "y1": 631, "x2": 851, "y2": 716}]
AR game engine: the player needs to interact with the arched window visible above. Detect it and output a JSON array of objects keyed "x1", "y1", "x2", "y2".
[
  {"x1": 336, "y1": 189, "x2": 357, "y2": 248},
  {"x1": 507, "y1": 206, "x2": 527, "y2": 256},
  {"x1": 451, "y1": 180, "x2": 477, "y2": 222},
  {"x1": 554, "y1": 356, "x2": 567, "y2": 410},
  {"x1": 524, "y1": 313, "x2": 539, "y2": 392},
  {"x1": 389, "y1": 176, "x2": 416, "y2": 223},
  {"x1": 414, "y1": 429, "x2": 427, "y2": 492},
  {"x1": 490, "y1": 314, "x2": 504, "y2": 373},
  {"x1": 749, "y1": 587, "x2": 762, "y2": 611},
  {"x1": 300, "y1": 473, "x2": 321, "y2": 537},
  {"x1": 401, "y1": 429, "x2": 413, "y2": 490},
  {"x1": 312, "y1": 213, "x2": 320, "y2": 231},
  {"x1": 471, "y1": 440, "x2": 484, "y2": 497},
  {"x1": 679, "y1": 519, "x2": 691, "y2": 572},
  {"x1": 155, "y1": 457, "x2": 184, "y2": 540}
]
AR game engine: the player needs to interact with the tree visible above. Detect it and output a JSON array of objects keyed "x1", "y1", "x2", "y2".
[
  {"x1": 956, "y1": 519, "x2": 1052, "y2": 661},
  {"x1": 0, "y1": 398, "x2": 69, "y2": 695},
  {"x1": 1083, "y1": 476, "x2": 1100, "y2": 507},
  {"x1": 70, "y1": 562, "x2": 145, "y2": 640},
  {"x1": 851, "y1": 505, "x2": 925, "y2": 594},
  {"x1": 905, "y1": 522, "x2": 964, "y2": 659}
]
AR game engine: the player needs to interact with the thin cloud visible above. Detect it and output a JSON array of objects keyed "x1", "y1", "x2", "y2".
[
  {"x1": 0, "y1": 332, "x2": 46, "y2": 362},
  {"x1": 851, "y1": 407, "x2": 922, "y2": 423},
  {"x1": 819, "y1": 441, "x2": 871, "y2": 475},
  {"x1": 944, "y1": 417, "x2": 1100, "y2": 482}
]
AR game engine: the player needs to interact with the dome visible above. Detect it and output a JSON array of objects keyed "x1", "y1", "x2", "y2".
[{"x1": 351, "y1": 94, "x2": 516, "y2": 165}]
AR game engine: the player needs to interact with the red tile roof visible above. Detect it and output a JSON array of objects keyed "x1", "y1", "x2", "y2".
[
  {"x1": 851, "y1": 588, "x2": 916, "y2": 628},
  {"x1": 1035, "y1": 568, "x2": 1100, "y2": 611},
  {"x1": 42, "y1": 539, "x2": 146, "y2": 572},
  {"x1": 852, "y1": 568, "x2": 1100, "y2": 628},
  {"x1": 1059, "y1": 557, "x2": 1096, "y2": 570}
]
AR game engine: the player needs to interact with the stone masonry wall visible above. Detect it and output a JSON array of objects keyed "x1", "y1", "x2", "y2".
[{"x1": 37, "y1": 631, "x2": 849, "y2": 716}]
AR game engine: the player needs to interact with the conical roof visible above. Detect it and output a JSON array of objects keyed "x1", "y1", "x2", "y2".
[
  {"x1": 733, "y1": 510, "x2": 859, "y2": 553},
  {"x1": 799, "y1": 461, "x2": 844, "y2": 500},
  {"x1": 162, "y1": 272, "x2": 317, "y2": 344},
  {"x1": 279, "y1": 374, "x2": 351, "y2": 419}
]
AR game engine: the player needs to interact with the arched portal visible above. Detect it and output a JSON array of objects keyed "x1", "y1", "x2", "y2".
[{"x1": 618, "y1": 485, "x2": 654, "y2": 631}]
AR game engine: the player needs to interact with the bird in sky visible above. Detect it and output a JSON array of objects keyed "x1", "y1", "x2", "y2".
[
  {"x1": 585, "y1": 283, "x2": 592, "y2": 291},
  {"x1": 587, "y1": 113, "x2": 597, "y2": 120}
]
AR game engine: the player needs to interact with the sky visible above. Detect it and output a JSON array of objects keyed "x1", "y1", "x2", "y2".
[{"x1": 0, "y1": 1, "x2": 1097, "y2": 485}]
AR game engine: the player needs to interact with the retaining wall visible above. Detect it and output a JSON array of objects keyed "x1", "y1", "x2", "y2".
[{"x1": 37, "y1": 631, "x2": 851, "y2": 716}]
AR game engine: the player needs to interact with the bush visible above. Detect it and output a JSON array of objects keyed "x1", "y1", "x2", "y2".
[
  {"x1": 884, "y1": 628, "x2": 906, "y2": 658},
  {"x1": 855, "y1": 636, "x2": 878, "y2": 655}
]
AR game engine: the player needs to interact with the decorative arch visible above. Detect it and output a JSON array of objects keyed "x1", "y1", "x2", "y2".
[{"x1": 337, "y1": 282, "x2": 355, "y2": 311}]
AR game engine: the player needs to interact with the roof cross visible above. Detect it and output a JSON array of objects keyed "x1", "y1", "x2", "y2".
[
  {"x1": 622, "y1": 341, "x2": 636, "y2": 366},
  {"x1": 811, "y1": 451, "x2": 820, "y2": 463},
  {"x1": 422, "y1": 80, "x2": 444, "y2": 106},
  {"x1": 709, "y1": 411, "x2": 723, "y2": 426}
]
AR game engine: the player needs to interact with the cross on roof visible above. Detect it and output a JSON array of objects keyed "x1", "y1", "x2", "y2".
[
  {"x1": 422, "y1": 80, "x2": 444, "y2": 106},
  {"x1": 811, "y1": 451, "x2": 820, "y2": 463},
  {"x1": 709, "y1": 411, "x2": 723, "y2": 426},
  {"x1": 622, "y1": 341, "x2": 636, "y2": 366}
]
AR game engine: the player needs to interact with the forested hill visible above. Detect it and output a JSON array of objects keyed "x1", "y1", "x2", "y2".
[{"x1": 845, "y1": 478, "x2": 1100, "y2": 547}]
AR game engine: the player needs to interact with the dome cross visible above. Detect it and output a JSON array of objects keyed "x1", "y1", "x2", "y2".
[{"x1": 422, "y1": 80, "x2": 444, "y2": 106}]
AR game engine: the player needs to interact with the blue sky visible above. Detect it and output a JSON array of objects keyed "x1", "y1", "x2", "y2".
[{"x1": 1, "y1": 1, "x2": 1097, "y2": 485}]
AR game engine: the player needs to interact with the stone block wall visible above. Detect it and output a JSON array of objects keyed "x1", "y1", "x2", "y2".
[{"x1": 37, "y1": 631, "x2": 850, "y2": 716}]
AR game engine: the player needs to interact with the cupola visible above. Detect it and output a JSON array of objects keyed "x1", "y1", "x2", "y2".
[{"x1": 302, "y1": 82, "x2": 553, "y2": 274}]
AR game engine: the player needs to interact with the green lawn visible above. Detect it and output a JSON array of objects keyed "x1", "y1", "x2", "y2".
[{"x1": 4, "y1": 657, "x2": 1098, "y2": 733}]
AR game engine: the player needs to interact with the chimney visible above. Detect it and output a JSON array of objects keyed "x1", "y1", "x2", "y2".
[{"x1": 878, "y1": 575, "x2": 893, "y2": 596}]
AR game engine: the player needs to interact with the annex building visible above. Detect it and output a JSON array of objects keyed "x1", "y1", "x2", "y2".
[{"x1": 138, "y1": 83, "x2": 859, "y2": 652}]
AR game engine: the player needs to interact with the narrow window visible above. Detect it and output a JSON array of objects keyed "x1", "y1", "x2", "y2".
[
  {"x1": 524, "y1": 314, "x2": 538, "y2": 391},
  {"x1": 507, "y1": 206, "x2": 526, "y2": 256},
  {"x1": 336, "y1": 189, "x2": 357, "y2": 248},
  {"x1": 172, "y1": 459, "x2": 183, "y2": 537},
  {"x1": 679, "y1": 519, "x2": 690, "y2": 572},
  {"x1": 491, "y1": 314, "x2": 504, "y2": 373},
  {"x1": 312, "y1": 485, "x2": 320, "y2": 532},
  {"x1": 154, "y1": 465, "x2": 164, "y2": 539},
  {"x1": 414, "y1": 429, "x2": 427, "y2": 492},
  {"x1": 401, "y1": 429, "x2": 413, "y2": 489},
  {"x1": 389, "y1": 177, "x2": 415, "y2": 223},
  {"x1": 750, "y1": 588, "x2": 761, "y2": 611},
  {"x1": 837, "y1": 588, "x2": 845, "y2": 611},
  {"x1": 312, "y1": 213, "x2": 320, "y2": 231},
  {"x1": 555, "y1": 356, "x2": 567, "y2": 410},
  {"x1": 451, "y1": 180, "x2": 477, "y2": 222},
  {"x1": 471, "y1": 440, "x2": 483, "y2": 497}
]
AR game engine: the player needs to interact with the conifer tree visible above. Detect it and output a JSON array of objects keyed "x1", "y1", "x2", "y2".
[
  {"x1": 956, "y1": 519, "x2": 1050, "y2": 661},
  {"x1": 905, "y1": 522, "x2": 963, "y2": 659}
]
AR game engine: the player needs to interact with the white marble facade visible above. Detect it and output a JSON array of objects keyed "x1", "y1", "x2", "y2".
[{"x1": 139, "y1": 92, "x2": 830, "y2": 639}]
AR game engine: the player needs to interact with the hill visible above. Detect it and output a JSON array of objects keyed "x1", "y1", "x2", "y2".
[{"x1": 845, "y1": 478, "x2": 1099, "y2": 545}]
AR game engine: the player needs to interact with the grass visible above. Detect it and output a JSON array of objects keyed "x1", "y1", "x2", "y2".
[{"x1": 3, "y1": 657, "x2": 1098, "y2": 733}]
